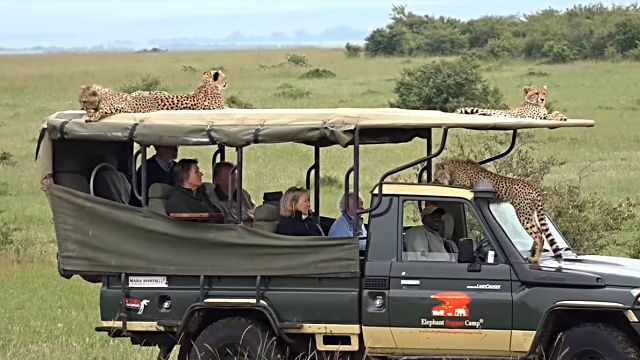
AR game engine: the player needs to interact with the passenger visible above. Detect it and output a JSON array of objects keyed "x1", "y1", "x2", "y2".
[
  {"x1": 208, "y1": 161, "x2": 256, "y2": 223},
  {"x1": 130, "y1": 145, "x2": 179, "y2": 207},
  {"x1": 403, "y1": 203, "x2": 458, "y2": 261},
  {"x1": 328, "y1": 192, "x2": 367, "y2": 250},
  {"x1": 275, "y1": 186, "x2": 324, "y2": 237},
  {"x1": 166, "y1": 158, "x2": 223, "y2": 221}
]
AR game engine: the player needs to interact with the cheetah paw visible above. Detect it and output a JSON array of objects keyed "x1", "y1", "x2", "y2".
[{"x1": 548, "y1": 111, "x2": 567, "y2": 121}]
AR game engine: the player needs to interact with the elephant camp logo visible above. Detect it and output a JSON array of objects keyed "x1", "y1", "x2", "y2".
[{"x1": 420, "y1": 292, "x2": 484, "y2": 329}]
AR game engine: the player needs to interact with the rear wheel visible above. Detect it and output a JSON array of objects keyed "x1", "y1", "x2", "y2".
[
  {"x1": 549, "y1": 322, "x2": 640, "y2": 360},
  {"x1": 187, "y1": 317, "x2": 285, "y2": 360}
]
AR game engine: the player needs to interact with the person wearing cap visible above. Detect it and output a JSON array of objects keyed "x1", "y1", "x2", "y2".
[{"x1": 403, "y1": 202, "x2": 458, "y2": 261}]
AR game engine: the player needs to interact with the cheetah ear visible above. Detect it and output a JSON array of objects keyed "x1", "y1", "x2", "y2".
[
  {"x1": 542, "y1": 85, "x2": 548, "y2": 90},
  {"x1": 212, "y1": 71, "x2": 220, "y2": 82},
  {"x1": 522, "y1": 85, "x2": 531, "y2": 94},
  {"x1": 90, "y1": 89, "x2": 99, "y2": 97}
]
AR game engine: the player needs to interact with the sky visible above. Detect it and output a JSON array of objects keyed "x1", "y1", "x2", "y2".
[{"x1": 1, "y1": 0, "x2": 638, "y2": 48}]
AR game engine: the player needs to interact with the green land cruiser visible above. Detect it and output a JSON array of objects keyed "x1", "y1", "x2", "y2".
[{"x1": 37, "y1": 108, "x2": 640, "y2": 360}]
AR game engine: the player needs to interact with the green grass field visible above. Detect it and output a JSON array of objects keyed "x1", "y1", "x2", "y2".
[{"x1": 1, "y1": 48, "x2": 639, "y2": 359}]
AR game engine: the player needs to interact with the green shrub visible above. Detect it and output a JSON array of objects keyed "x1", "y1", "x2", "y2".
[
  {"x1": 541, "y1": 40, "x2": 577, "y2": 64},
  {"x1": 344, "y1": 42, "x2": 363, "y2": 58},
  {"x1": 391, "y1": 56, "x2": 505, "y2": 112},
  {"x1": 299, "y1": 68, "x2": 336, "y2": 80},
  {"x1": 274, "y1": 83, "x2": 311, "y2": 99},
  {"x1": 0, "y1": 150, "x2": 16, "y2": 166},
  {"x1": 118, "y1": 75, "x2": 168, "y2": 93},
  {"x1": 286, "y1": 53, "x2": 310, "y2": 67},
  {"x1": 226, "y1": 95, "x2": 254, "y2": 109},
  {"x1": 181, "y1": 65, "x2": 197, "y2": 73}
]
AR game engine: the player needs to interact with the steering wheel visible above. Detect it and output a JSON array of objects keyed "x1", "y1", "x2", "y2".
[{"x1": 473, "y1": 237, "x2": 492, "y2": 263}]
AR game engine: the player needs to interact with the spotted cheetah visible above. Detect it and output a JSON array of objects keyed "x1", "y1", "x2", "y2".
[
  {"x1": 134, "y1": 70, "x2": 227, "y2": 110},
  {"x1": 79, "y1": 70, "x2": 227, "y2": 122},
  {"x1": 79, "y1": 84, "x2": 159, "y2": 122},
  {"x1": 455, "y1": 85, "x2": 568, "y2": 121},
  {"x1": 432, "y1": 159, "x2": 563, "y2": 265},
  {"x1": 130, "y1": 90, "x2": 171, "y2": 97}
]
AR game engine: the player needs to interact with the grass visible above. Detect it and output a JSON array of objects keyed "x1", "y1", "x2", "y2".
[{"x1": 1, "y1": 48, "x2": 640, "y2": 358}]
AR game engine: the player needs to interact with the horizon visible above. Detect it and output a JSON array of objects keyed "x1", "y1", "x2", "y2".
[{"x1": 1, "y1": 0, "x2": 638, "y2": 50}]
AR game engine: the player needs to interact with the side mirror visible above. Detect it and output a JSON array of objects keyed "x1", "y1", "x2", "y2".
[{"x1": 457, "y1": 238, "x2": 475, "y2": 263}]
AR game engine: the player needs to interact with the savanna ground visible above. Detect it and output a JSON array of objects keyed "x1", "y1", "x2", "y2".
[{"x1": 0, "y1": 48, "x2": 639, "y2": 359}]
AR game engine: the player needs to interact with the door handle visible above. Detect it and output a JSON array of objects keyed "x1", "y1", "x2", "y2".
[{"x1": 401, "y1": 279, "x2": 420, "y2": 286}]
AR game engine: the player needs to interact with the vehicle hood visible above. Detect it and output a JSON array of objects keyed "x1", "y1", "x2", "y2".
[{"x1": 544, "y1": 255, "x2": 640, "y2": 287}]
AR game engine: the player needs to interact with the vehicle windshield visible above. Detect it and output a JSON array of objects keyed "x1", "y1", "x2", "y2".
[{"x1": 488, "y1": 203, "x2": 575, "y2": 258}]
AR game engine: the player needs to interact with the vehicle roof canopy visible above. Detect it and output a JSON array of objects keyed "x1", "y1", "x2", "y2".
[{"x1": 42, "y1": 108, "x2": 595, "y2": 148}]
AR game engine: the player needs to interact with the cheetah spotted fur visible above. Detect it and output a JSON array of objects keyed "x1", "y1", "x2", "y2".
[
  {"x1": 432, "y1": 159, "x2": 563, "y2": 265},
  {"x1": 455, "y1": 85, "x2": 568, "y2": 121}
]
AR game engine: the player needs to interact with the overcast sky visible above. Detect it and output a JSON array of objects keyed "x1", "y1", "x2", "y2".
[{"x1": 1, "y1": 0, "x2": 637, "y2": 48}]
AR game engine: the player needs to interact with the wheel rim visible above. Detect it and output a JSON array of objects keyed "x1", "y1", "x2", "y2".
[{"x1": 572, "y1": 349, "x2": 607, "y2": 360}]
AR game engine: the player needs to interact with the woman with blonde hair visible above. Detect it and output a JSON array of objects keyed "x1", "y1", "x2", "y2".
[{"x1": 275, "y1": 186, "x2": 324, "y2": 236}]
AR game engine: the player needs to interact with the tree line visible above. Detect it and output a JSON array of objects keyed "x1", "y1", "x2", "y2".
[{"x1": 349, "y1": 4, "x2": 640, "y2": 63}]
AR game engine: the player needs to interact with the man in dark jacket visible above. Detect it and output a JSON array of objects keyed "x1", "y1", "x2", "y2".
[{"x1": 130, "y1": 145, "x2": 178, "y2": 207}]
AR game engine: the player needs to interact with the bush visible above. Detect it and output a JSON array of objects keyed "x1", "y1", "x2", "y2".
[
  {"x1": 482, "y1": 36, "x2": 523, "y2": 59},
  {"x1": 391, "y1": 56, "x2": 505, "y2": 112},
  {"x1": 226, "y1": 95, "x2": 254, "y2": 109},
  {"x1": 344, "y1": 42, "x2": 363, "y2": 58},
  {"x1": 274, "y1": 83, "x2": 311, "y2": 99},
  {"x1": 625, "y1": 46, "x2": 640, "y2": 61},
  {"x1": 299, "y1": 68, "x2": 336, "y2": 80},
  {"x1": 0, "y1": 151, "x2": 16, "y2": 166},
  {"x1": 541, "y1": 40, "x2": 577, "y2": 63},
  {"x1": 119, "y1": 75, "x2": 168, "y2": 93},
  {"x1": 0, "y1": 213, "x2": 18, "y2": 251},
  {"x1": 181, "y1": 65, "x2": 197, "y2": 73},
  {"x1": 286, "y1": 53, "x2": 310, "y2": 67}
]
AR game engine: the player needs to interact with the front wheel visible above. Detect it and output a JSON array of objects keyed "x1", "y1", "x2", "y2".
[
  {"x1": 549, "y1": 322, "x2": 640, "y2": 360},
  {"x1": 187, "y1": 317, "x2": 285, "y2": 360}
]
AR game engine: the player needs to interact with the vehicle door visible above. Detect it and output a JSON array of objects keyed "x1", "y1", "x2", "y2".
[{"x1": 388, "y1": 196, "x2": 513, "y2": 356}]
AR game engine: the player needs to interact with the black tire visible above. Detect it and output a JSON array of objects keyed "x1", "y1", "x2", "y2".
[
  {"x1": 187, "y1": 317, "x2": 285, "y2": 360},
  {"x1": 549, "y1": 322, "x2": 640, "y2": 360}
]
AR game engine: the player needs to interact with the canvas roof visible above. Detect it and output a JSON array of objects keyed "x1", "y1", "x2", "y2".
[{"x1": 42, "y1": 108, "x2": 595, "y2": 148}]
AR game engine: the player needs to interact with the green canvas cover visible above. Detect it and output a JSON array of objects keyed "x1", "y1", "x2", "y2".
[
  {"x1": 48, "y1": 184, "x2": 360, "y2": 276},
  {"x1": 41, "y1": 108, "x2": 596, "y2": 148}
]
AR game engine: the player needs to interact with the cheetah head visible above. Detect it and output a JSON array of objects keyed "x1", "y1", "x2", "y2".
[
  {"x1": 202, "y1": 70, "x2": 228, "y2": 92},
  {"x1": 432, "y1": 163, "x2": 452, "y2": 185},
  {"x1": 523, "y1": 85, "x2": 547, "y2": 107},
  {"x1": 79, "y1": 85, "x2": 101, "y2": 112}
]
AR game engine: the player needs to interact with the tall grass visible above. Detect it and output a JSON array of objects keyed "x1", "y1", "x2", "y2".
[{"x1": 1, "y1": 48, "x2": 639, "y2": 358}]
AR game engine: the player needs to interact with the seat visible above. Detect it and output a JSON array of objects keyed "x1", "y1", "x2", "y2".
[
  {"x1": 263, "y1": 191, "x2": 283, "y2": 212},
  {"x1": 54, "y1": 172, "x2": 90, "y2": 193},
  {"x1": 148, "y1": 183, "x2": 173, "y2": 215},
  {"x1": 91, "y1": 162, "x2": 132, "y2": 204},
  {"x1": 253, "y1": 204, "x2": 279, "y2": 232}
]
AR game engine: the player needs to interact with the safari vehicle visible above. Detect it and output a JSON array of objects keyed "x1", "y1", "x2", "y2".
[{"x1": 37, "y1": 108, "x2": 640, "y2": 360}]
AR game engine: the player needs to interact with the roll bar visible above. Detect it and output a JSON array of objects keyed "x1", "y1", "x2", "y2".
[
  {"x1": 130, "y1": 145, "x2": 148, "y2": 206},
  {"x1": 130, "y1": 147, "x2": 143, "y2": 202},
  {"x1": 305, "y1": 146, "x2": 320, "y2": 215},
  {"x1": 359, "y1": 128, "x2": 449, "y2": 216},
  {"x1": 479, "y1": 130, "x2": 518, "y2": 165},
  {"x1": 90, "y1": 162, "x2": 120, "y2": 196}
]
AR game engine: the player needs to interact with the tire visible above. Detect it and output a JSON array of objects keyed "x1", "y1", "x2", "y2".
[
  {"x1": 548, "y1": 322, "x2": 640, "y2": 360},
  {"x1": 187, "y1": 317, "x2": 285, "y2": 360}
]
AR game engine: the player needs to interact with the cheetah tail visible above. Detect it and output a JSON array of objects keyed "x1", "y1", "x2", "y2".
[{"x1": 536, "y1": 200, "x2": 563, "y2": 263}]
